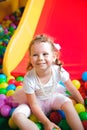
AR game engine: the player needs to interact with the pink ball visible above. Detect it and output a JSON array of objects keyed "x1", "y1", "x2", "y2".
[
  {"x1": 0, "y1": 94, "x2": 6, "y2": 100},
  {"x1": 0, "y1": 104, "x2": 11, "y2": 117},
  {"x1": 0, "y1": 99, "x2": 5, "y2": 109}
]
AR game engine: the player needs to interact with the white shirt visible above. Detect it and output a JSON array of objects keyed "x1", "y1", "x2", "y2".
[{"x1": 23, "y1": 65, "x2": 69, "y2": 100}]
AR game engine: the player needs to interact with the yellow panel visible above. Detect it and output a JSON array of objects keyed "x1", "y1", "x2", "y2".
[{"x1": 3, "y1": 0, "x2": 45, "y2": 76}]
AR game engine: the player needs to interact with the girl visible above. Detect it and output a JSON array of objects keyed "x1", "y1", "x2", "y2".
[{"x1": 12, "y1": 34, "x2": 84, "y2": 130}]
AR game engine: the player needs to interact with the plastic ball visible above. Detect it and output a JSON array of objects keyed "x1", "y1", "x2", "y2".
[
  {"x1": 0, "y1": 99, "x2": 5, "y2": 109},
  {"x1": 8, "y1": 117, "x2": 17, "y2": 129},
  {"x1": 74, "y1": 103, "x2": 85, "y2": 113},
  {"x1": 6, "y1": 90, "x2": 15, "y2": 96},
  {"x1": 8, "y1": 78, "x2": 16, "y2": 85},
  {"x1": 84, "y1": 82, "x2": 87, "y2": 90},
  {"x1": 0, "y1": 104, "x2": 11, "y2": 117},
  {"x1": 16, "y1": 85, "x2": 23, "y2": 90},
  {"x1": 0, "y1": 82, "x2": 8, "y2": 88},
  {"x1": 5, "y1": 96, "x2": 13, "y2": 106},
  {"x1": 0, "y1": 74, "x2": 7, "y2": 83},
  {"x1": 29, "y1": 114, "x2": 38, "y2": 123},
  {"x1": 58, "y1": 119, "x2": 71, "y2": 130},
  {"x1": 57, "y1": 110, "x2": 66, "y2": 119},
  {"x1": 15, "y1": 81, "x2": 23, "y2": 86},
  {"x1": 16, "y1": 76, "x2": 24, "y2": 81},
  {"x1": 0, "y1": 73, "x2": 7, "y2": 79},
  {"x1": 84, "y1": 98, "x2": 87, "y2": 107},
  {"x1": 0, "y1": 94, "x2": 6, "y2": 100},
  {"x1": 7, "y1": 84, "x2": 16, "y2": 91},
  {"x1": 36, "y1": 122, "x2": 44, "y2": 130},
  {"x1": 9, "y1": 108, "x2": 16, "y2": 116},
  {"x1": 0, "y1": 88, "x2": 7, "y2": 94},
  {"x1": 49, "y1": 111, "x2": 62, "y2": 124},
  {"x1": 72, "y1": 79, "x2": 81, "y2": 89},
  {"x1": 82, "y1": 120, "x2": 87, "y2": 130},
  {"x1": 82, "y1": 71, "x2": 87, "y2": 82},
  {"x1": 79, "y1": 111, "x2": 87, "y2": 121}
]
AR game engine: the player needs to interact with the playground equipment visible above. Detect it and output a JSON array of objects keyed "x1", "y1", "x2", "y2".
[{"x1": 1, "y1": 0, "x2": 45, "y2": 76}]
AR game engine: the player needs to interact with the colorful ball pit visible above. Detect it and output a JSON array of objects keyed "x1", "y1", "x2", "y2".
[
  {"x1": 0, "y1": 74, "x2": 24, "y2": 130},
  {"x1": 0, "y1": 7, "x2": 24, "y2": 73},
  {"x1": 0, "y1": 72, "x2": 87, "y2": 130}
]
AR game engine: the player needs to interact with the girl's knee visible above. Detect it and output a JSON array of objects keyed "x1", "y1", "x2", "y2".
[
  {"x1": 12, "y1": 104, "x2": 31, "y2": 118},
  {"x1": 61, "y1": 100, "x2": 74, "y2": 112}
]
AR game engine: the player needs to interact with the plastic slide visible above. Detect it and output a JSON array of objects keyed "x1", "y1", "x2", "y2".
[{"x1": 2, "y1": 0, "x2": 45, "y2": 76}]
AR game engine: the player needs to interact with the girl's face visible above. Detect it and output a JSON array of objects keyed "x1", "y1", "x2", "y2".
[{"x1": 30, "y1": 42, "x2": 56, "y2": 72}]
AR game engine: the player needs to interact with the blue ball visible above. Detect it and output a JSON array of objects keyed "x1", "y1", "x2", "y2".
[
  {"x1": 82, "y1": 71, "x2": 87, "y2": 81},
  {"x1": 57, "y1": 110, "x2": 65, "y2": 119},
  {"x1": 7, "y1": 84, "x2": 16, "y2": 91}
]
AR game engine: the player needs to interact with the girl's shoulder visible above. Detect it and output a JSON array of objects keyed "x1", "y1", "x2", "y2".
[
  {"x1": 52, "y1": 64, "x2": 69, "y2": 82},
  {"x1": 24, "y1": 69, "x2": 36, "y2": 80},
  {"x1": 52, "y1": 64, "x2": 60, "y2": 71}
]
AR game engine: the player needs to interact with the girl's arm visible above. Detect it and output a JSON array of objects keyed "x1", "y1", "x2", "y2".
[
  {"x1": 64, "y1": 78, "x2": 84, "y2": 104},
  {"x1": 26, "y1": 93, "x2": 60, "y2": 130}
]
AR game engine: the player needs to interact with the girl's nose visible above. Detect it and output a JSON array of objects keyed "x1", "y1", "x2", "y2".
[{"x1": 38, "y1": 54, "x2": 43, "y2": 60}]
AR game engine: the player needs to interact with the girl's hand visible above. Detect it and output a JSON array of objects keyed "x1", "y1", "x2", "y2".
[{"x1": 44, "y1": 121, "x2": 61, "y2": 130}]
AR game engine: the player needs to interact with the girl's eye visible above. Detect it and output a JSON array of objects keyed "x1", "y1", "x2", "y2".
[
  {"x1": 33, "y1": 54, "x2": 38, "y2": 57},
  {"x1": 43, "y1": 53, "x2": 48, "y2": 56}
]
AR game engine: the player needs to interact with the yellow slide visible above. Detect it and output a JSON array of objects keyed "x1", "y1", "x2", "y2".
[{"x1": 2, "y1": 0, "x2": 45, "y2": 76}]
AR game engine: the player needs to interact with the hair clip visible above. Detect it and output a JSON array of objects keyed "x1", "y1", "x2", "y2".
[{"x1": 54, "y1": 43, "x2": 61, "y2": 50}]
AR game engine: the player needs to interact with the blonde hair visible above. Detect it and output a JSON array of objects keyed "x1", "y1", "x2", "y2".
[{"x1": 27, "y1": 34, "x2": 62, "y2": 70}]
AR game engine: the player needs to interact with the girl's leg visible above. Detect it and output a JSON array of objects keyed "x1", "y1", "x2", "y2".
[
  {"x1": 12, "y1": 113, "x2": 39, "y2": 130},
  {"x1": 12, "y1": 104, "x2": 39, "y2": 130},
  {"x1": 61, "y1": 101, "x2": 84, "y2": 130}
]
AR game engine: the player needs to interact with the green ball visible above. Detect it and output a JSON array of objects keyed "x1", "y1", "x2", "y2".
[
  {"x1": 79, "y1": 111, "x2": 87, "y2": 121},
  {"x1": 58, "y1": 119, "x2": 71, "y2": 130},
  {"x1": 36, "y1": 122, "x2": 44, "y2": 130},
  {"x1": 16, "y1": 76, "x2": 24, "y2": 81},
  {"x1": 84, "y1": 98, "x2": 87, "y2": 107},
  {"x1": 0, "y1": 88, "x2": 7, "y2": 94}
]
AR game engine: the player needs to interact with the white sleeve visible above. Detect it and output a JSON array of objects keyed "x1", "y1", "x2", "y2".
[
  {"x1": 23, "y1": 76, "x2": 35, "y2": 94},
  {"x1": 60, "y1": 67, "x2": 69, "y2": 82}
]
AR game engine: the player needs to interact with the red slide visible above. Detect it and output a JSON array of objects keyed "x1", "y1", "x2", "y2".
[{"x1": 13, "y1": 0, "x2": 87, "y2": 79}]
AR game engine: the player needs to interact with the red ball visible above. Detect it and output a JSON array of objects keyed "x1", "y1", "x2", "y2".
[
  {"x1": 82, "y1": 121, "x2": 87, "y2": 130},
  {"x1": 84, "y1": 82, "x2": 87, "y2": 90},
  {"x1": 49, "y1": 111, "x2": 62, "y2": 124},
  {"x1": 15, "y1": 81, "x2": 23, "y2": 86},
  {"x1": 8, "y1": 79, "x2": 16, "y2": 85}
]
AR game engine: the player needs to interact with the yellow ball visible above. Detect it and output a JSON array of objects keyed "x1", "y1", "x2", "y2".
[
  {"x1": 74, "y1": 103, "x2": 85, "y2": 113},
  {"x1": 6, "y1": 90, "x2": 15, "y2": 96},
  {"x1": 29, "y1": 114, "x2": 38, "y2": 123},
  {"x1": 0, "y1": 82, "x2": 8, "y2": 88},
  {"x1": 8, "y1": 117, "x2": 17, "y2": 129},
  {"x1": 16, "y1": 85, "x2": 23, "y2": 90},
  {"x1": 72, "y1": 79, "x2": 81, "y2": 89}
]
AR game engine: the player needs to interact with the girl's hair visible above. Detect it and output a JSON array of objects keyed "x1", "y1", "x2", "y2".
[{"x1": 27, "y1": 34, "x2": 63, "y2": 70}]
